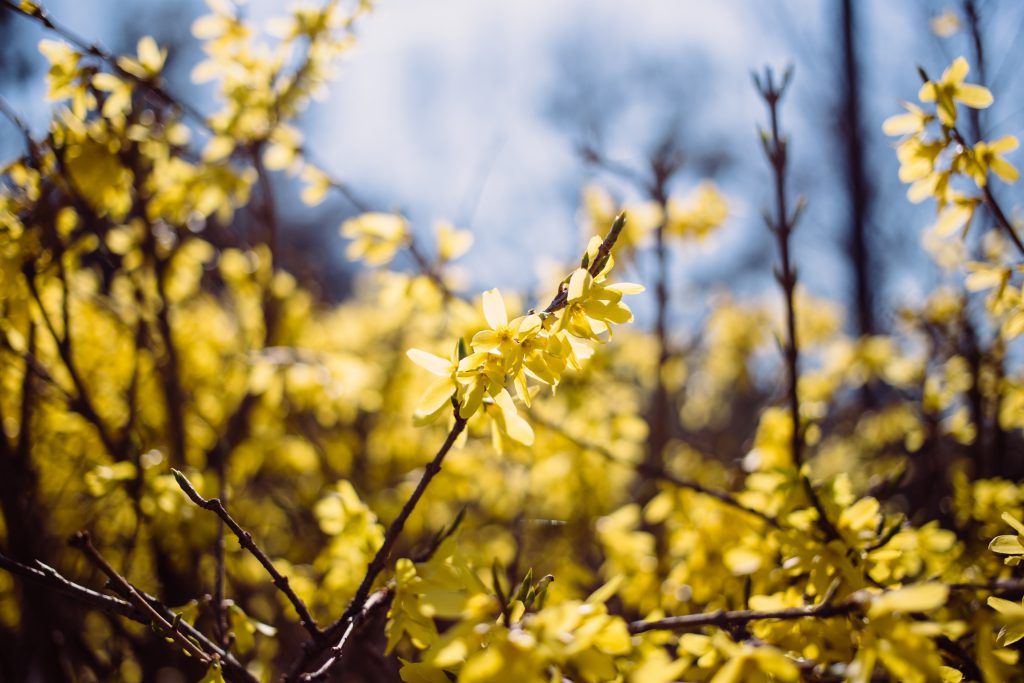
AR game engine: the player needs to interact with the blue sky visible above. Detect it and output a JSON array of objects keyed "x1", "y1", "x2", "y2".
[{"x1": 3, "y1": 0, "x2": 1023, "y2": 330}]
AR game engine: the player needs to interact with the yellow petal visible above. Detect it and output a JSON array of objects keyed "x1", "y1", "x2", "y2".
[
  {"x1": 868, "y1": 583, "x2": 948, "y2": 618},
  {"x1": 991, "y1": 158, "x2": 1020, "y2": 184},
  {"x1": 492, "y1": 388, "x2": 533, "y2": 445},
  {"x1": 987, "y1": 596, "x2": 1024, "y2": 617},
  {"x1": 882, "y1": 112, "x2": 921, "y2": 136},
  {"x1": 407, "y1": 349, "x2": 452, "y2": 376},
  {"x1": 943, "y1": 56, "x2": 970, "y2": 84},
  {"x1": 934, "y1": 204, "x2": 973, "y2": 237},
  {"x1": 481, "y1": 288, "x2": 508, "y2": 329},
  {"x1": 1002, "y1": 512, "x2": 1024, "y2": 535},
  {"x1": 918, "y1": 82, "x2": 938, "y2": 103},
  {"x1": 955, "y1": 83, "x2": 993, "y2": 109},
  {"x1": 415, "y1": 377, "x2": 455, "y2": 417},
  {"x1": 568, "y1": 268, "x2": 591, "y2": 302},
  {"x1": 605, "y1": 282, "x2": 645, "y2": 295},
  {"x1": 137, "y1": 36, "x2": 165, "y2": 74},
  {"x1": 989, "y1": 534, "x2": 1024, "y2": 555}
]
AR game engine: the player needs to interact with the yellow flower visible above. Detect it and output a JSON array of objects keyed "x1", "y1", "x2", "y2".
[
  {"x1": 989, "y1": 512, "x2": 1024, "y2": 566},
  {"x1": 882, "y1": 101, "x2": 933, "y2": 138},
  {"x1": 435, "y1": 221, "x2": 473, "y2": 262},
  {"x1": 340, "y1": 212, "x2": 409, "y2": 266},
  {"x1": 665, "y1": 182, "x2": 728, "y2": 240},
  {"x1": 116, "y1": 36, "x2": 167, "y2": 80},
  {"x1": 406, "y1": 345, "x2": 460, "y2": 424},
  {"x1": 556, "y1": 268, "x2": 643, "y2": 341},
  {"x1": 987, "y1": 595, "x2": 1024, "y2": 646},
  {"x1": 962, "y1": 135, "x2": 1020, "y2": 187},
  {"x1": 918, "y1": 56, "x2": 993, "y2": 127}
]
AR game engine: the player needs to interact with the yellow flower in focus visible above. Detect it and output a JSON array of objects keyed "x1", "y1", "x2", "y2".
[
  {"x1": 471, "y1": 289, "x2": 525, "y2": 367},
  {"x1": 340, "y1": 212, "x2": 409, "y2": 266},
  {"x1": 918, "y1": 56, "x2": 993, "y2": 127},
  {"x1": 556, "y1": 268, "x2": 643, "y2": 341},
  {"x1": 406, "y1": 345, "x2": 459, "y2": 424}
]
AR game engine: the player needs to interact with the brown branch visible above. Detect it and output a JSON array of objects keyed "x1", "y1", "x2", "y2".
[
  {"x1": 542, "y1": 212, "x2": 626, "y2": 315},
  {"x1": 288, "y1": 415, "x2": 467, "y2": 680},
  {"x1": 530, "y1": 413, "x2": 780, "y2": 529},
  {"x1": 0, "y1": 551, "x2": 255, "y2": 682},
  {"x1": 915, "y1": 66, "x2": 1024, "y2": 257},
  {"x1": 23, "y1": 267, "x2": 121, "y2": 459},
  {"x1": 1, "y1": 0, "x2": 207, "y2": 124},
  {"x1": 0, "y1": 552, "x2": 142, "y2": 621},
  {"x1": 69, "y1": 531, "x2": 211, "y2": 664},
  {"x1": 171, "y1": 469, "x2": 322, "y2": 640},
  {"x1": 630, "y1": 596, "x2": 860, "y2": 634},
  {"x1": 297, "y1": 589, "x2": 393, "y2": 682},
  {"x1": 754, "y1": 67, "x2": 842, "y2": 543}
]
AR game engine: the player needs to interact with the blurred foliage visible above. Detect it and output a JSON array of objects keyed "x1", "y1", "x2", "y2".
[{"x1": 3, "y1": 1, "x2": 1024, "y2": 682}]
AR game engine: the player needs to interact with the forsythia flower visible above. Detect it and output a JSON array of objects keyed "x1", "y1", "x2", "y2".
[
  {"x1": 989, "y1": 512, "x2": 1024, "y2": 565},
  {"x1": 882, "y1": 101, "x2": 933, "y2": 138},
  {"x1": 918, "y1": 56, "x2": 993, "y2": 127},
  {"x1": 407, "y1": 216, "x2": 642, "y2": 446},
  {"x1": 665, "y1": 182, "x2": 728, "y2": 240},
  {"x1": 961, "y1": 135, "x2": 1021, "y2": 187},
  {"x1": 556, "y1": 268, "x2": 639, "y2": 341},
  {"x1": 987, "y1": 595, "x2": 1024, "y2": 646},
  {"x1": 340, "y1": 212, "x2": 409, "y2": 266}
]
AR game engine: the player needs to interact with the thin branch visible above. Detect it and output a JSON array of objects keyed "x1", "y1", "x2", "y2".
[
  {"x1": 23, "y1": 266, "x2": 121, "y2": 459},
  {"x1": 631, "y1": 576, "x2": 1024, "y2": 636},
  {"x1": 530, "y1": 413, "x2": 780, "y2": 528},
  {"x1": 630, "y1": 595, "x2": 859, "y2": 634},
  {"x1": 171, "y1": 469, "x2": 322, "y2": 640},
  {"x1": 0, "y1": 552, "x2": 142, "y2": 621},
  {"x1": 542, "y1": 212, "x2": 626, "y2": 315},
  {"x1": 0, "y1": 551, "x2": 255, "y2": 682},
  {"x1": 68, "y1": 531, "x2": 211, "y2": 664},
  {"x1": 295, "y1": 415, "x2": 468, "y2": 677},
  {"x1": 916, "y1": 67, "x2": 1024, "y2": 257},
  {"x1": 754, "y1": 67, "x2": 842, "y2": 543},
  {"x1": 297, "y1": 588, "x2": 393, "y2": 682},
  {"x1": 1, "y1": 0, "x2": 207, "y2": 124}
]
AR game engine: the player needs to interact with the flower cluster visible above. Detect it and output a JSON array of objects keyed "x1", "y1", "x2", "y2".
[{"x1": 408, "y1": 216, "x2": 643, "y2": 448}]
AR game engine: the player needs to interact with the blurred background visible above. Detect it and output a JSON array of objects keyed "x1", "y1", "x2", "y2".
[{"x1": 2, "y1": 0, "x2": 1023, "y2": 335}]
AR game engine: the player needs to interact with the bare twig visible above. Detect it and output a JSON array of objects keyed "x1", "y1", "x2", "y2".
[
  {"x1": 0, "y1": 552, "x2": 143, "y2": 621},
  {"x1": 630, "y1": 594, "x2": 859, "y2": 634},
  {"x1": 1, "y1": 0, "x2": 207, "y2": 123},
  {"x1": 542, "y1": 212, "x2": 626, "y2": 315},
  {"x1": 171, "y1": 469, "x2": 322, "y2": 640},
  {"x1": 530, "y1": 413, "x2": 780, "y2": 528},
  {"x1": 0, "y1": 551, "x2": 256, "y2": 681},
  {"x1": 297, "y1": 588, "x2": 393, "y2": 682},
  {"x1": 291, "y1": 415, "x2": 468, "y2": 680},
  {"x1": 69, "y1": 531, "x2": 211, "y2": 664},
  {"x1": 754, "y1": 67, "x2": 842, "y2": 543}
]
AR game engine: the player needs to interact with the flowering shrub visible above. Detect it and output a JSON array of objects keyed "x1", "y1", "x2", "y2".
[{"x1": 2, "y1": 2, "x2": 1024, "y2": 682}]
